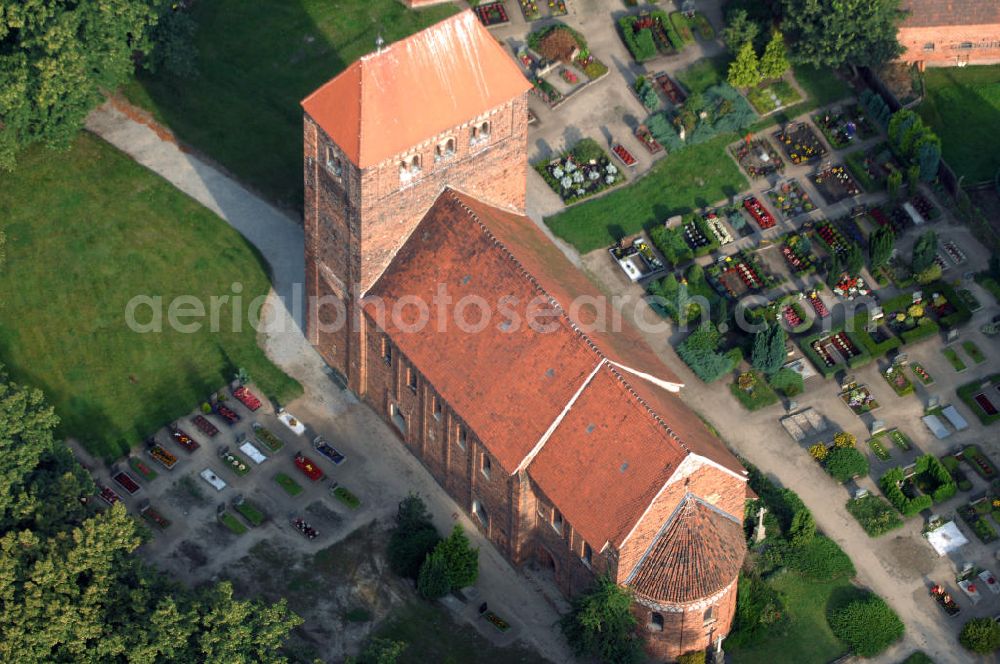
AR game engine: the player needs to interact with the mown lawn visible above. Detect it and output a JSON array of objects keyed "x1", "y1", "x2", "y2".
[
  {"x1": 0, "y1": 134, "x2": 300, "y2": 459},
  {"x1": 917, "y1": 65, "x2": 1000, "y2": 183},
  {"x1": 122, "y1": 0, "x2": 458, "y2": 208},
  {"x1": 544, "y1": 134, "x2": 748, "y2": 253},
  {"x1": 728, "y1": 570, "x2": 855, "y2": 664}
]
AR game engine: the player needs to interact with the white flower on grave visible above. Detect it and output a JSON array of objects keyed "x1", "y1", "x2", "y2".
[
  {"x1": 573, "y1": 171, "x2": 585, "y2": 183},
  {"x1": 552, "y1": 166, "x2": 564, "y2": 179},
  {"x1": 564, "y1": 160, "x2": 577, "y2": 172},
  {"x1": 561, "y1": 176, "x2": 574, "y2": 189},
  {"x1": 606, "y1": 164, "x2": 618, "y2": 175},
  {"x1": 606, "y1": 174, "x2": 616, "y2": 184},
  {"x1": 589, "y1": 170, "x2": 600, "y2": 180}
]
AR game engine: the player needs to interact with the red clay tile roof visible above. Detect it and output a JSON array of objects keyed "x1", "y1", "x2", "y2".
[
  {"x1": 901, "y1": 0, "x2": 1000, "y2": 27},
  {"x1": 301, "y1": 11, "x2": 532, "y2": 168},
  {"x1": 626, "y1": 494, "x2": 746, "y2": 606},
  {"x1": 366, "y1": 189, "x2": 745, "y2": 546}
]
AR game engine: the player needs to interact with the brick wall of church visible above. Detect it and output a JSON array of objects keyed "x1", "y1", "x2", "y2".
[
  {"x1": 633, "y1": 580, "x2": 738, "y2": 662},
  {"x1": 898, "y1": 24, "x2": 1000, "y2": 65}
]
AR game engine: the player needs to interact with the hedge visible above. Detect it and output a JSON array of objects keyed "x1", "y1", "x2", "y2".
[
  {"x1": 879, "y1": 467, "x2": 933, "y2": 516},
  {"x1": 900, "y1": 318, "x2": 940, "y2": 344},
  {"x1": 825, "y1": 447, "x2": 869, "y2": 483},
  {"x1": 799, "y1": 332, "x2": 838, "y2": 379},
  {"x1": 848, "y1": 313, "x2": 901, "y2": 357},
  {"x1": 787, "y1": 535, "x2": 856, "y2": 581},
  {"x1": 928, "y1": 280, "x2": 972, "y2": 328},
  {"x1": 846, "y1": 494, "x2": 904, "y2": 537},
  {"x1": 829, "y1": 594, "x2": 904, "y2": 657}
]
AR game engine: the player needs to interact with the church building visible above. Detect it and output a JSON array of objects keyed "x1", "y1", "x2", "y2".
[{"x1": 301, "y1": 11, "x2": 748, "y2": 660}]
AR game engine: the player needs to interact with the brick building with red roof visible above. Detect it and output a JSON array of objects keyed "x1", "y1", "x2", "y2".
[
  {"x1": 302, "y1": 11, "x2": 748, "y2": 660},
  {"x1": 898, "y1": 0, "x2": 1000, "y2": 66}
]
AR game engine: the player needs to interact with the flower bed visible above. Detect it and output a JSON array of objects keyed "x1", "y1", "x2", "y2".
[
  {"x1": 774, "y1": 123, "x2": 826, "y2": 164},
  {"x1": 743, "y1": 196, "x2": 776, "y2": 229},
  {"x1": 294, "y1": 453, "x2": 324, "y2": 481},
  {"x1": 840, "y1": 384, "x2": 879, "y2": 415},
  {"x1": 731, "y1": 138, "x2": 785, "y2": 179},
  {"x1": 147, "y1": 443, "x2": 177, "y2": 470},
  {"x1": 141, "y1": 505, "x2": 171, "y2": 530},
  {"x1": 888, "y1": 429, "x2": 911, "y2": 451},
  {"x1": 219, "y1": 511, "x2": 247, "y2": 535},
  {"x1": 814, "y1": 220, "x2": 851, "y2": 257},
  {"x1": 213, "y1": 402, "x2": 240, "y2": 425},
  {"x1": 332, "y1": 485, "x2": 361, "y2": 509},
  {"x1": 612, "y1": 144, "x2": 637, "y2": 167},
  {"x1": 617, "y1": 11, "x2": 683, "y2": 62},
  {"x1": 314, "y1": 438, "x2": 346, "y2": 466},
  {"x1": 232, "y1": 385, "x2": 262, "y2": 411},
  {"x1": 807, "y1": 291, "x2": 829, "y2": 318},
  {"x1": 560, "y1": 67, "x2": 578, "y2": 85},
  {"x1": 962, "y1": 341, "x2": 986, "y2": 364},
  {"x1": 475, "y1": 1, "x2": 510, "y2": 27},
  {"x1": 484, "y1": 611, "x2": 511, "y2": 632},
  {"x1": 292, "y1": 517, "x2": 319, "y2": 540},
  {"x1": 963, "y1": 445, "x2": 997, "y2": 479},
  {"x1": 960, "y1": 502, "x2": 998, "y2": 543},
  {"x1": 929, "y1": 584, "x2": 961, "y2": 617},
  {"x1": 653, "y1": 72, "x2": 686, "y2": 105},
  {"x1": 882, "y1": 364, "x2": 914, "y2": 397},
  {"x1": 113, "y1": 471, "x2": 141, "y2": 495},
  {"x1": 867, "y1": 436, "x2": 892, "y2": 461},
  {"x1": 532, "y1": 77, "x2": 563, "y2": 106},
  {"x1": 813, "y1": 106, "x2": 876, "y2": 149},
  {"x1": 129, "y1": 456, "x2": 158, "y2": 481},
  {"x1": 941, "y1": 347, "x2": 966, "y2": 372},
  {"x1": 170, "y1": 427, "x2": 199, "y2": 453},
  {"x1": 192, "y1": 414, "x2": 219, "y2": 438},
  {"x1": 767, "y1": 180, "x2": 815, "y2": 220},
  {"x1": 234, "y1": 500, "x2": 266, "y2": 526},
  {"x1": 729, "y1": 371, "x2": 779, "y2": 412},
  {"x1": 274, "y1": 472, "x2": 303, "y2": 497},
  {"x1": 813, "y1": 164, "x2": 863, "y2": 203},
  {"x1": 781, "y1": 233, "x2": 814, "y2": 273},
  {"x1": 635, "y1": 125, "x2": 663, "y2": 154},
  {"x1": 847, "y1": 494, "x2": 903, "y2": 537},
  {"x1": 535, "y1": 139, "x2": 624, "y2": 204},
  {"x1": 252, "y1": 422, "x2": 285, "y2": 452},
  {"x1": 99, "y1": 485, "x2": 122, "y2": 506},
  {"x1": 911, "y1": 363, "x2": 934, "y2": 385},
  {"x1": 220, "y1": 449, "x2": 251, "y2": 476},
  {"x1": 704, "y1": 213, "x2": 733, "y2": 245}
]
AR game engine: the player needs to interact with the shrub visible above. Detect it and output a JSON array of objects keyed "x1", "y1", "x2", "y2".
[
  {"x1": 677, "y1": 651, "x2": 706, "y2": 664},
  {"x1": 833, "y1": 432, "x2": 856, "y2": 449},
  {"x1": 351, "y1": 638, "x2": 407, "y2": 664},
  {"x1": 959, "y1": 617, "x2": 1000, "y2": 654},
  {"x1": 676, "y1": 324, "x2": 739, "y2": 383},
  {"x1": 726, "y1": 572, "x2": 785, "y2": 647},
  {"x1": 846, "y1": 495, "x2": 904, "y2": 537},
  {"x1": 769, "y1": 367, "x2": 803, "y2": 397},
  {"x1": 436, "y1": 525, "x2": 479, "y2": 590},
  {"x1": 829, "y1": 595, "x2": 904, "y2": 657},
  {"x1": 148, "y1": 8, "x2": 199, "y2": 79},
  {"x1": 560, "y1": 576, "x2": 643, "y2": 664},
  {"x1": 808, "y1": 443, "x2": 829, "y2": 461},
  {"x1": 825, "y1": 447, "x2": 869, "y2": 483},
  {"x1": 880, "y1": 468, "x2": 933, "y2": 516},
  {"x1": 618, "y1": 18, "x2": 658, "y2": 61},
  {"x1": 788, "y1": 536, "x2": 855, "y2": 580},
  {"x1": 416, "y1": 548, "x2": 451, "y2": 600}
]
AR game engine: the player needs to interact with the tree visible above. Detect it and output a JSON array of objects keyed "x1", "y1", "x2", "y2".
[
  {"x1": 0, "y1": 0, "x2": 164, "y2": 170},
  {"x1": 436, "y1": 525, "x2": 479, "y2": 590},
  {"x1": 560, "y1": 576, "x2": 643, "y2": 664},
  {"x1": 869, "y1": 227, "x2": 894, "y2": 269},
  {"x1": 350, "y1": 638, "x2": 408, "y2": 664},
  {"x1": 917, "y1": 136, "x2": 941, "y2": 182},
  {"x1": 722, "y1": 9, "x2": 761, "y2": 52},
  {"x1": 417, "y1": 548, "x2": 452, "y2": 600},
  {"x1": 829, "y1": 595, "x2": 904, "y2": 657},
  {"x1": 788, "y1": 508, "x2": 816, "y2": 545},
  {"x1": 769, "y1": 367, "x2": 803, "y2": 396},
  {"x1": 759, "y1": 31, "x2": 790, "y2": 81},
  {"x1": 906, "y1": 163, "x2": 921, "y2": 193},
  {"x1": 146, "y1": 7, "x2": 199, "y2": 78},
  {"x1": 778, "y1": 0, "x2": 903, "y2": 68},
  {"x1": 677, "y1": 324, "x2": 740, "y2": 383},
  {"x1": 388, "y1": 494, "x2": 441, "y2": 578},
  {"x1": 825, "y1": 447, "x2": 869, "y2": 482},
  {"x1": 887, "y1": 170, "x2": 902, "y2": 199},
  {"x1": 844, "y1": 244, "x2": 865, "y2": 277},
  {"x1": 911, "y1": 231, "x2": 938, "y2": 273},
  {"x1": 959, "y1": 617, "x2": 1000, "y2": 654},
  {"x1": 751, "y1": 324, "x2": 786, "y2": 375},
  {"x1": 728, "y1": 41, "x2": 762, "y2": 89}
]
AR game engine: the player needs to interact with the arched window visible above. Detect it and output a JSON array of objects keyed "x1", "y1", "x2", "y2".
[
  {"x1": 473, "y1": 499, "x2": 489, "y2": 528},
  {"x1": 703, "y1": 605, "x2": 716, "y2": 624},
  {"x1": 470, "y1": 121, "x2": 491, "y2": 146},
  {"x1": 435, "y1": 137, "x2": 456, "y2": 162},
  {"x1": 399, "y1": 154, "x2": 421, "y2": 181},
  {"x1": 649, "y1": 612, "x2": 664, "y2": 632}
]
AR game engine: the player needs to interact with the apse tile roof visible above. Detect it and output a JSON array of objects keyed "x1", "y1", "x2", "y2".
[
  {"x1": 366, "y1": 189, "x2": 745, "y2": 546},
  {"x1": 626, "y1": 494, "x2": 747, "y2": 605},
  {"x1": 901, "y1": 0, "x2": 1000, "y2": 27},
  {"x1": 301, "y1": 11, "x2": 532, "y2": 168}
]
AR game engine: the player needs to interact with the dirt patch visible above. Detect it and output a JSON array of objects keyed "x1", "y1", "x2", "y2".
[
  {"x1": 880, "y1": 534, "x2": 936, "y2": 579},
  {"x1": 174, "y1": 540, "x2": 208, "y2": 569},
  {"x1": 164, "y1": 475, "x2": 210, "y2": 512}
]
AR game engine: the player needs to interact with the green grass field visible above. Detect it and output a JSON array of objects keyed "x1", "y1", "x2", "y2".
[
  {"x1": 917, "y1": 65, "x2": 1000, "y2": 183},
  {"x1": 0, "y1": 135, "x2": 300, "y2": 459},
  {"x1": 122, "y1": 0, "x2": 457, "y2": 208},
  {"x1": 545, "y1": 134, "x2": 748, "y2": 253},
  {"x1": 728, "y1": 570, "x2": 855, "y2": 664}
]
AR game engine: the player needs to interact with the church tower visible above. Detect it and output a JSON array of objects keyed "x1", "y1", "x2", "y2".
[{"x1": 301, "y1": 10, "x2": 531, "y2": 392}]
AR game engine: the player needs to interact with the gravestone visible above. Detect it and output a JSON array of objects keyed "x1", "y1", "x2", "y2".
[{"x1": 947, "y1": 328, "x2": 959, "y2": 343}]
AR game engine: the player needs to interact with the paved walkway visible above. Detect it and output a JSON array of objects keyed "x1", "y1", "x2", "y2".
[{"x1": 85, "y1": 101, "x2": 572, "y2": 663}]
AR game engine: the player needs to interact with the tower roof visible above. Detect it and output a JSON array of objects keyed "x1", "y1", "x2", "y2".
[
  {"x1": 301, "y1": 11, "x2": 532, "y2": 169},
  {"x1": 625, "y1": 494, "x2": 746, "y2": 606}
]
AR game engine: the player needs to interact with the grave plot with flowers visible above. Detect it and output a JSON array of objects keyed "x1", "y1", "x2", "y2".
[
  {"x1": 617, "y1": 11, "x2": 684, "y2": 62},
  {"x1": 802, "y1": 330, "x2": 868, "y2": 377},
  {"x1": 708, "y1": 251, "x2": 775, "y2": 299},
  {"x1": 518, "y1": 0, "x2": 566, "y2": 22},
  {"x1": 845, "y1": 143, "x2": 901, "y2": 192},
  {"x1": 813, "y1": 164, "x2": 863, "y2": 203},
  {"x1": 780, "y1": 233, "x2": 816, "y2": 274},
  {"x1": 774, "y1": 123, "x2": 827, "y2": 164},
  {"x1": 535, "y1": 138, "x2": 625, "y2": 204},
  {"x1": 840, "y1": 383, "x2": 880, "y2": 415},
  {"x1": 742, "y1": 195, "x2": 776, "y2": 230},
  {"x1": 731, "y1": 138, "x2": 785, "y2": 179},
  {"x1": 813, "y1": 105, "x2": 876, "y2": 150},
  {"x1": 766, "y1": 179, "x2": 816, "y2": 220},
  {"x1": 474, "y1": 1, "x2": 510, "y2": 27}
]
